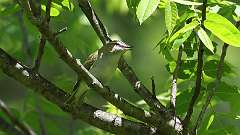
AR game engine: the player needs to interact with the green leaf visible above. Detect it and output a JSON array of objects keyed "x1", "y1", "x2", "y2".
[
  {"x1": 165, "y1": 61, "x2": 176, "y2": 73},
  {"x1": 136, "y1": 0, "x2": 160, "y2": 24},
  {"x1": 206, "y1": 114, "x2": 215, "y2": 130},
  {"x1": 169, "y1": 21, "x2": 199, "y2": 42},
  {"x1": 61, "y1": 0, "x2": 74, "y2": 11},
  {"x1": 0, "y1": 4, "x2": 20, "y2": 16},
  {"x1": 158, "y1": 0, "x2": 168, "y2": 8},
  {"x1": 41, "y1": 5, "x2": 60, "y2": 16},
  {"x1": 165, "y1": 1, "x2": 178, "y2": 34},
  {"x1": 171, "y1": 0, "x2": 202, "y2": 5},
  {"x1": 126, "y1": 0, "x2": 141, "y2": 14},
  {"x1": 205, "y1": 13, "x2": 240, "y2": 47},
  {"x1": 177, "y1": 10, "x2": 195, "y2": 26},
  {"x1": 203, "y1": 60, "x2": 232, "y2": 78},
  {"x1": 197, "y1": 27, "x2": 214, "y2": 53},
  {"x1": 172, "y1": 30, "x2": 192, "y2": 49},
  {"x1": 207, "y1": 82, "x2": 240, "y2": 103},
  {"x1": 178, "y1": 60, "x2": 197, "y2": 79}
]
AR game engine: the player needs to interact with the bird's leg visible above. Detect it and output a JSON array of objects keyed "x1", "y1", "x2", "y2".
[
  {"x1": 71, "y1": 90, "x2": 88, "y2": 119},
  {"x1": 76, "y1": 90, "x2": 88, "y2": 106},
  {"x1": 104, "y1": 85, "x2": 111, "y2": 92},
  {"x1": 65, "y1": 76, "x2": 82, "y2": 104}
]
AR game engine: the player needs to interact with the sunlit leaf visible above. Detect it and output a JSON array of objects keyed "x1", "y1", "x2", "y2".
[
  {"x1": 104, "y1": 102, "x2": 123, "y2": 116},
  {"x1": 197, "y1": 27, "x2": 214, "y2": 53},
  {"x1": 169, "y1": 21, "x2": 199, "y2": 42},
  {"x1": 235, "y1": 5, "x2": 240, "y2": 16},
  {"x1": 173, "y1": 30, "x2": 192, "y2": 49},
  {"x1": 158, "y1": 0, "x2": 167, "y2": 8},
  {"x1": 171, "y1": 0, "x2": 202, "y2": 5},
  {"x1": 136, "y1": 0, "x2": 160, "y2": 24},
  {"x1": 41, "y1": 5, "x2": 60, "y2": 16},
  {"x1": 235, "y1": 115, "x2": 240, "y2": 120},
  {"x1": 177, "y1": 10, "x2": 195, "y2": 26},
  {"x1": 206, "y1": 114, "x2": 215, "y2": 130},
  {"x1": 234, "y1": 5, "x2": 240, "y2": 21},
  {"x1": 209, "y1": 5, "x2": 221, "y2": 13},
  {"x1": 165, "y1": 61, "x2": 176, "y2": 73},
  {"x1": 205, "y1": 13, "x2": 240, "y2": 47},
  {"x1": 61, "y1": 0, "x2": 74, "y2": 11},
  {"x1": 165, "y1": 1, "x2": 178, "y2": 34}
]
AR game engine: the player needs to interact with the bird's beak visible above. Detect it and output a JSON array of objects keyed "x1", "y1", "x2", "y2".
[{"x1": 123, "y1": 45, "x2": 132, "y2": 50}]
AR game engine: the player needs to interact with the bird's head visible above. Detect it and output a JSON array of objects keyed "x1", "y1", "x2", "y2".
[{"x1": 103, "y1": 40, "x2": 131, "y2": 54}]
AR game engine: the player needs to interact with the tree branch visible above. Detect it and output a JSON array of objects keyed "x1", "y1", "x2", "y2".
[
  {"x1": 0, "y1": 98, "x2": 36, "y2": 135},
  {"x1": 78, "y1": 0, "x2": 111, "y2": 45},
  {"x1": 0, "y1": 117, "x2": 25, "y2": 135},
  {"x1": 151, "y1": 76, "x2": 156, "y2": 97},
  {"x1": 78, "y1": 0, "x2": 166, "y2": 114},
  {"x1": 170, "y1": 45, "x2": 183, "y2": 111},
  {"x1": 183, "y1": 0, "x2": 207, "y2": 131},
  {"x1": 0, "y1": 48, "x2": 161, "y2": 135},
  {"x1": 33, "y1": 0, "x2": 52, "y2": 71},
  {"x1": 192, "y1": 21, "x2": 240, "y2": 133}
]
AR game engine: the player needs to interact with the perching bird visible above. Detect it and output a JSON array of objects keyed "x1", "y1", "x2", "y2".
[{"x1": 67, "y1": 40, "x2": 131, "y2": 104}]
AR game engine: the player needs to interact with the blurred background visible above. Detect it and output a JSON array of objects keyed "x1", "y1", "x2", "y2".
[{"x1": 0, "y1": 0, "x2": 240, "y2": 134}]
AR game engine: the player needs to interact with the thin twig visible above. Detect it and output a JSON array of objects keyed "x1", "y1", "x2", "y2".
[
  {"x1": 32, "y1": 1, "x2": 52, "y2": 134},
  {"x1": 0, "y1": 99, "x2": 36, "y2": 135},
  {"x1": 17, "y1": 10, "x2": 32, "y2": 61},
  {"x1": 183, "y1": 0, "x2": 207, "y2": 131},
  {"x1": 35, "y1": 94, "x2": 47, "y2": 135},
  {"x1": 78, "y1": 0, "x2": 111, "y2": 45},
  {"x1": 33, "y1": 35, "x2": 46, "y2": 71},
  {"x1": 32, "y1": 0, "x2": 52, "y2": 71},
  {"x1": 28, "y1": 0, "x2": 41, "y2": 17},
  {"x1": 54, "y1": 27, "x2": 68, "y2": 36},
  {"x1": 193, "y1": 21, "x2": 240, "y2": 133},
  {"x1": 151, "y1": 76, "x2": 156, "y2": 98}
]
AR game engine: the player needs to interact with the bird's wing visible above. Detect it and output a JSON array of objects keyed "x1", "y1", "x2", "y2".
[{"x1": 83, "y1": 51, "x2": 98, "y2": 70}]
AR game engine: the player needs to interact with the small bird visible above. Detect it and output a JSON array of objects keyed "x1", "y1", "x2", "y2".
[{"x1": 67, "y1": 40, "x2": 131, "y2": 104}]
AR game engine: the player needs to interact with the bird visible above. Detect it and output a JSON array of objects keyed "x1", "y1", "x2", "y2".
[{"x1": 66, "y1": 40, "x2": 131, "y2": 104}]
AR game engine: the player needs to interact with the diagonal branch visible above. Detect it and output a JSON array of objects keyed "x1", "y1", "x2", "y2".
[
  {"x1": 193, "y1": 21, "x2": 240, "y2": 133},
  {"x1": 0, "y1": 98, "x2": 36, "y2": 135},
  {"x1": 78, "y1": 0, "x2": 111, "y2": 45},
  {"x1": 78, "y1": 0, "x2": 166, "y2": 114},
  {"x1": 0, "y1": 48, "x2": 161, "y2": 135},
  {"x1": 0, "y1": 117, "x2": 25, "y2": 135},
  {"x1": 183, "y1": 0, "x2": 207, "y2": 131}
]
